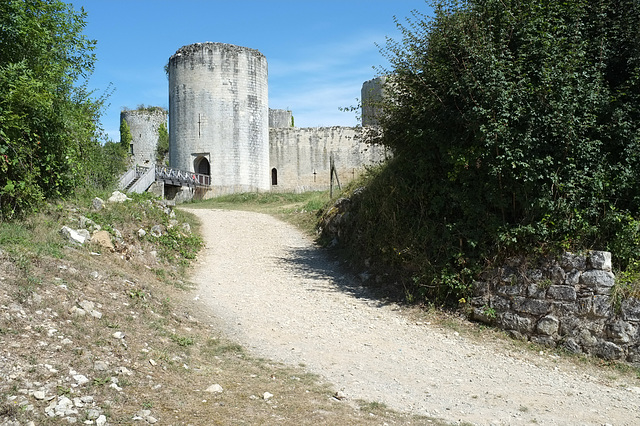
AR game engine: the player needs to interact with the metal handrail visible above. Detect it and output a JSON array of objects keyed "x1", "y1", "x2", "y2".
[
  {"x1": 117, "y1": 167, "x2": 137, "y2": 190},
  {"x1": 129, "y1": 166, "x2": 155, "y2": 193},
  {"x1": 155, "y1": 165, "x2": 211, "y2": 187}
]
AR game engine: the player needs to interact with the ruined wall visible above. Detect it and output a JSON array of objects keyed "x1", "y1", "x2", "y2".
[
  {"x1": 269, "y1": 109, "x2": 293, "y2": 128},
  {"x1": 168, "y1": 42, "x2": 270, "y2": 195},
  {"x1": 269, "y1": 126, "x2": 387, "y2": 192},
  {"x1": 121, "y1": 108, "x2": 167, "y2": 166},
  {"x1": 471, "y1": 251, "x2": 640, "y2": 363}
]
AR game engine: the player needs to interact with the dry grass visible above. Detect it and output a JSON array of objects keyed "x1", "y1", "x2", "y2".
[{"x1": 0, "y1": 196, "x2": 441, "y2": 425}]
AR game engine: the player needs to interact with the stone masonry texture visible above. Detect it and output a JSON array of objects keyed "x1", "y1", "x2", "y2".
[
  {"x1": 168, "y1": 42, "x2": 270, "y2": 195},
  {"x1": 269, "y1": 126, "x2": 388, "y2": 192},
  {"x1": 470, "y1": 250, "x2": 640, "y2": 364},
  {"x1": 121, "y1": 108, "x2": 167, "y2": 167}
]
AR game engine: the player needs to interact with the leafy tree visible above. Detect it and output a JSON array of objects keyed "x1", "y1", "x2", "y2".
[
  {"x1": 120, "y1": 118, "x2": 133, "y2": 149},
  {"x1": 345, "y1": 0, "x2": 640, "y2": 303},
  {"x1": 0, "y1": 0, "x2": 107, "y2": 219},
  {"x1": 156, "y1": 122, "x2": 169, "y2": 164}
]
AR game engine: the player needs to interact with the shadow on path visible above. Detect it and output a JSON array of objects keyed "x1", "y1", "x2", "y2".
[{"x1": 276, "y1": 244, "x2": 396, "y2": 308}]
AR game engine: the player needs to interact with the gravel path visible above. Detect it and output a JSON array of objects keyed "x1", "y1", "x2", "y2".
[{"x1": 184, "y1": 208, "x2": 640, "y2": 425}]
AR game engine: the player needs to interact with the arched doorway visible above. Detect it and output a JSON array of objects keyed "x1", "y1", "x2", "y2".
[
  {"x1": 271, "y1": 168, "x2": 278, "y2": 185},
  {"x1": 194, "y1": 156, "x2": 210, "y2": 175}
]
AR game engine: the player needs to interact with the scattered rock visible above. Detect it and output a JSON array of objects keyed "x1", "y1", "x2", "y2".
[
  {"x1": 91, "y1": 230, "x2": 114, "y2": 250},
  {"x1": 73, "y1": 374, "x2": 89, "y2": 386},
  {"x1": 69, "y1": 306, "x2": 86, "y2": 317},
  {"x1": 205, "y1": 384, "x2": 223, "y2": 393},
  {"x1": 77, "y1": 229, "x2": 91, "y2": 242},
  {"x1": 181, "y1": 223, "x2": 191, "y2": 234},
  {"x1": 134, "y1": 409, "x2": 158, "y2": 423},
  {"x1": 60, "y1": 226, "x2": 87, "y2": 245},
  {"x1": 79, "y1": 216, "x2": 101, "y2": 232},
  {"x1": 263, "y1": 392, "x2": 273, "y2": 401},
  {"x1": 79, "y1": 300, "x2": 95, "y2": 311},
  {"x1": 92, "y1": 197, "x2": 105, "y2": 211},
  {"x1": 333, "y1": 390, "x2": 347, "y2": 401},
  {"x1": 109, "y1": 378, "x2": 122, "y2": 392},
  {"x1": 94, "y1": 361, "x2": 109, "y2": 371},
  {"x1": 86, "y1": 408, "x2": 101, "y2": 420},
  {"x1": 150, "y1": 225, "x2": 165, "y2": 238},
  {"x1": 138, "y1": 228, "x2": 147, "y2": 238},
  {"x1": 108, "y1": 190, "x2": 131, "y2": 203},
  {"x1": 116, "y1": 366, "x2": 132, "y2": 376}
]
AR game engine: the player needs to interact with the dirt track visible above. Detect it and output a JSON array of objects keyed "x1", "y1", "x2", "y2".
[{"x1": 185, "y1": 208, "x2": 640, "y2": 425}]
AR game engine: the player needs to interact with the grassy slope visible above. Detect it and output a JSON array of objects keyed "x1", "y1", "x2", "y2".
[{"x1": 0, "y1": 192, "x2": 435, "y2": 425}]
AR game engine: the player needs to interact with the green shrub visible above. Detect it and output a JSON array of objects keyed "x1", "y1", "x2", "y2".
[{"x1": 338, "y1": 0, "x2": 640, "y2": 305}]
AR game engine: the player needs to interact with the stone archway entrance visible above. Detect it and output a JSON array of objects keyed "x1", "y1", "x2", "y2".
[{"x1": 194, "y1": 156, "x2": 210, "y2": 176}]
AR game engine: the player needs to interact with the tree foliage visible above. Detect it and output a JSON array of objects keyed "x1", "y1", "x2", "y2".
[
  {"x1": 345, "y1": 0, "x2": 640, "y2": 303},
  {"x1": 0, "y1": 0, "x2": 114, "y2": 220},
  {"x1": 120, "y1": 118, "x2": 132, "y2": 147},
  {"x1": 156, "y1": 122, "x2": 169, "y2": 164}
]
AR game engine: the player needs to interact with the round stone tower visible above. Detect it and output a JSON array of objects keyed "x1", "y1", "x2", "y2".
[
  {"x1": 168, "y1": 42, "x2": 270, "y2": 194},
  {"x1": 120, "y1": 107, "x2": 168, "y2": 166},
  {"x1": 361, "y1": 76, "x2": 387, "y2": 127}
]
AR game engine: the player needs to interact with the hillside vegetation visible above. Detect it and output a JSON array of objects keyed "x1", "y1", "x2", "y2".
[
  {"x1": 331, "y1": 0, "x2": 640, "y2": 305},
  {"x1": 0, "y1": 192, "x2": 431, "y2": 425},
  {"x1": 0, "y1": 1, "x2": 128, "y2": 220}
]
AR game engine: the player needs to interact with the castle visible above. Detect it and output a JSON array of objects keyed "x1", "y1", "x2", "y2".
[{"x1": 121, "y1": 42, "x2": 387, "y2": 200}]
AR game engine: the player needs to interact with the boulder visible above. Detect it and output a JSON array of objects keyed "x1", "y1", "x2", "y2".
[
  {"x1": 60, "y1": 226, "x2": 87, "y2": 245},
  {"x1": 92, "y1": 197, "x2": 105, "y2": 211},
  {"x1": 91, "y1": 230, "x2": 114, "y2": 250},
  {"x1": 107, "y1": 190, "x2": 131, "y2": 203}
]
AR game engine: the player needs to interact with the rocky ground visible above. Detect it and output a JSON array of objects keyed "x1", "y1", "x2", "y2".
[
  {"x1": 185, "y1": 208, "x2": 640, "y2": 426},
  {"x1": 0, "y1": 195, "x2": 429, "y2": 425}
]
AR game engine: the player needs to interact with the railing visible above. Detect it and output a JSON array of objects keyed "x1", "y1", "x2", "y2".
[
  {"x1": 129, "y1": 166, "x2": 156, "y2": 194},
  {"x1": 155, "y1": 165, "x2": 211, "y2": 187},
  {"x1": 118, "y1": 165, "x2": 211, "y2": 194},
  {"x1": 117, "y1": 167, "x2": 137, "y2": 190}
]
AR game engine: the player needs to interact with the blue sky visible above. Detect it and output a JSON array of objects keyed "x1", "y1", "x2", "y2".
[{"x1": 72, "y1": 0, "x2": 432, "y2": 142}]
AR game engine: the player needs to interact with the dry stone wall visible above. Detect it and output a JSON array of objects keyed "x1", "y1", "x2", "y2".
[{"x1": 471, "y1": 251, "x2": 640, "y2": 363}]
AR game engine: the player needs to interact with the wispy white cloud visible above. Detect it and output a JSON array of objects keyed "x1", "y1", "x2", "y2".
[{"x1": 268, "y1": 32, "x2": 388, "y2": 127}]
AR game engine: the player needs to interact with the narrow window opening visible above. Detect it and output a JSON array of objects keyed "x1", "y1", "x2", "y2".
[{"x1": 271, "y1": 168, "x2": 278, "y2": 186}]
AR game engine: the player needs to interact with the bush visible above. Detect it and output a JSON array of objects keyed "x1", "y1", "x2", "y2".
[{"x1": 340, "y1": 0, "x2": 640, "y2": 304}]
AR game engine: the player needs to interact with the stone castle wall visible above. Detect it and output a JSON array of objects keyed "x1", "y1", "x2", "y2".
[
  {"x1": 121, "y1": 108, "x2": 167, "y2": 166},
  {"x1": 471, "y1": 251, "x2": 640, "y2": 363},
  {"x1": 269, "y1": 126, "x2": 388, "y2": 192}
]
